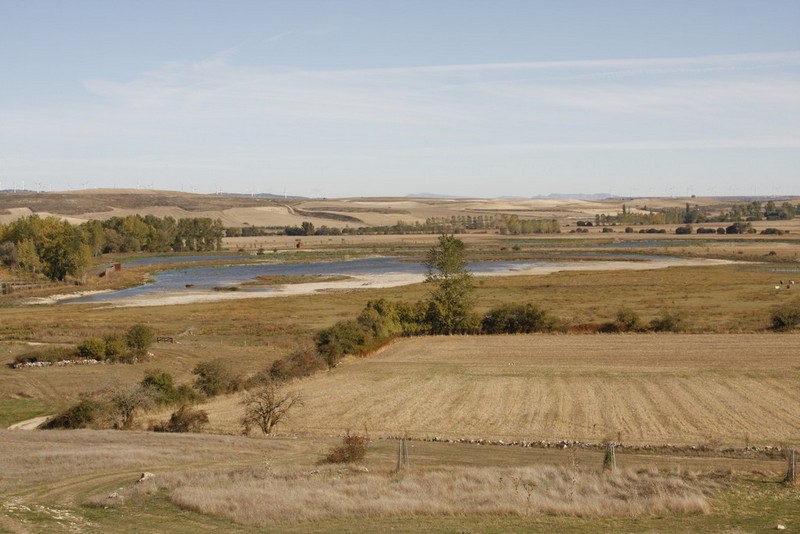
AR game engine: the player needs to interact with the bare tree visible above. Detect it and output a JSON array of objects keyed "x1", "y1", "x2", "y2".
[
  {"x1": 109, "y1": 384, "x2": 153, "y2": 429},
  {"x1": 240, "y1": 383, "x2": 301, "y2": 435}
]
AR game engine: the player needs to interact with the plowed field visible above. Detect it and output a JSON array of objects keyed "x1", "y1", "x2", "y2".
[{"x1": 222, "y1": 334, "x2": 800, "y2": 446}]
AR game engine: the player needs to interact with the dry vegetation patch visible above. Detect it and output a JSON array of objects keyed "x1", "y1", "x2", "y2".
[{"x1": 162, "y1": 465, "x2": 712, "y2": 526}]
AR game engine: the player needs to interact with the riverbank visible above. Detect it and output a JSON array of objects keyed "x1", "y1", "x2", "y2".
[{"x1": 30, "y1": 256, "x2": 738, "y2": 308}]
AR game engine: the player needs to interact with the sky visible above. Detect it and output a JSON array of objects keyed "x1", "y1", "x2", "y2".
[{"x1": 0, "y1": 0, "x2": 798, "y2": 198}]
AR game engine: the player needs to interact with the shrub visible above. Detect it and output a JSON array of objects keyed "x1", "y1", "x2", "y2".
[
  {"x1": 481, "y1": 303, "x2": 557, "y2": 334},
  {"x1": 104, "y1": 334, "x2": 128, "y2": 358},
  {"x1": 174, "y1": 384, "x2": 202, "y2": 404},
  {"x1": 192, "y1": 359, "x2": 241, "y2": 397},
  {"x1": 357, "y1": 299, "x2": 403, "y2": 340},
  {"x1": 316, "y1": 320, "x2": 367, "y2": 367},
  {"x1": 140, "y1": 369, "x2": 199, "y2": 405},
  {"x1": 614, "y1": 308, "x2": 642, "y2": 332},
  {"x1": 649, "y1": 310, "x2": 687, "y2": 332},
  {"x1": 624, "y1": 227, "x2": 634, "y2": 233},
  {"x1": 77, "y1": 336, "x2": 106, "y2": 359},
  {"x1": 152, "y1": 405, "x2": 209, "y2": 433},
  {"x1": 726, "y1": 222, "x2": 752, "y2": 234},
  {"x1": 761, "y1": 228, "x2": 785, "y2": 235},
  {"x1": 140, "y1": 369, "x2": 176, "y2": 403},
  {"x1": 325, "y1": 432, "x2": 369, "y2": 464},
  {"x1": 269, "y1": 349, "x2": 324, "y2": 382},
  {"x1": 675, "y1": 225, "x2": 692, "y2": 235},
  {"x1": 41, "y1": 397, "x2": 104, "y2": 429},
  {"x1": 600, "y1": 308, "x2": 642, "y2": 333},
  {"x1": 126, "y1": 323, "x2": 155, "y2": 353},
  {"x1": 771, "y1": 304, "x2": 800, "y2": 331}
]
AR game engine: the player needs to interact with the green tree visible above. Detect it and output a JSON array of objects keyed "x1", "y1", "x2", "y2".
[
  {"x1": 357, "y1": 299, "x2": 403, "y2": 339},
  {"x1": 126, "y1": 323, "x2": 156, "y2": 353},
  {"x1": 34, "y1": 217, "x2": 89, "y2": 281},
  {"x1": 301, "y1": 221, "x2": 315, "y2": 236},
  {"x1": 14, "y1": 239, "x2": 41, "y2": 275},
  {"x1": 424, "y1": 234, "x2": 477, "y2": 334}
]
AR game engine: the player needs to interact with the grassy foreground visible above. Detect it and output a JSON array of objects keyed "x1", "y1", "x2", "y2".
[{"x1": 0, "y1": 429, "x2": 798, "y2": 533}]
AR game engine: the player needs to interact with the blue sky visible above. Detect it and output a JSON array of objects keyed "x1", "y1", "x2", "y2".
[{"x1": 1, "y1": 0, "x2": 798, "y2": 198}]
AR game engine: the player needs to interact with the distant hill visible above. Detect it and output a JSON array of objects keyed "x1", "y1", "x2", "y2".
[
  {"x1": 409, "y1": 192, "x2": 619, "y2": 201},
  {"x1": 3, "y1": 188, "x2": 796, "y2": 230},
  {"x1": 406, "y1": 192, "x2": 466, "y2": 199},
  {"x1": 222, "y1": 192, "x2": 306, "y2": 201},
  {"x1": 531, "y1": 193, "x2": 618, "y2": 201}
]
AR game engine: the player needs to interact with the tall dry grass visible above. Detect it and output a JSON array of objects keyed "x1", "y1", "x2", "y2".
[{"x1": 148, "y1": 465, "x2": 712, "y2": 527}]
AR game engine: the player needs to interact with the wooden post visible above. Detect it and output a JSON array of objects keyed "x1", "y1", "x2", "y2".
[
  {"x1": 603, "y1": 442, "x2": 617, "y2": 472},
  {"x1": 396, "y1": 438, "x2": 410, "y2": 472},
  {"x1": 786, "y1": 448, "x2": 797, "y2": 485}
]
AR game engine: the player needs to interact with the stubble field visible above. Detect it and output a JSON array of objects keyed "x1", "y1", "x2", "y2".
[{"x1": 203, "y1": 334, "x2": 800, "y2": 447}]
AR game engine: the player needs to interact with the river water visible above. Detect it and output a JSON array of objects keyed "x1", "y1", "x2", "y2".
[{"x1": 66, "y1": 253, "x2": 679, "y2": 305}]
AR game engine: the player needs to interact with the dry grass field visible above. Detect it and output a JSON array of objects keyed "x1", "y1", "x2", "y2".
[
  {"x1": 0, "y1": 428, "x2": 796, "y2": 533},
  {"x1": 202, "y1": 334, "x2": 800, "y2": 447}
]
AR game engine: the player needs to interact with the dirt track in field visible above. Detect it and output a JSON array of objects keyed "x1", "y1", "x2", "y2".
[{"x1": 215, "y1": 334, "x2": 800, "y2": 447}]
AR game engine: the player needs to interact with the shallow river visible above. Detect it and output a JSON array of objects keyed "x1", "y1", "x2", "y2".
[{"x1": 65, "y1": 252, "x2": 699, "y2": 305}]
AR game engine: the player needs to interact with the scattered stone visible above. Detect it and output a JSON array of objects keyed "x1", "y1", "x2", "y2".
[{"x1": 137, "y1": 472, "x2": 155, "y2": 483}]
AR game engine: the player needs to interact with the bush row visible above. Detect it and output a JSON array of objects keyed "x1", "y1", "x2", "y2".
[
  {"x1": 13, "y1": 323, "x2": 156, "y2": 367},
  {"x1": 598, "y1": 308, "x2": 688, "y2": 333}
]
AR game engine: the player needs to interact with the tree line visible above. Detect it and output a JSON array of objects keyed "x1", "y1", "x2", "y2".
[
  {"x1": 595, "y1": 201, "x2": 798, "y2": 227},
  {"x1": 0, "y1": 214, "x2": 224, "y2": 281},
  {"x1": 226, "y1": 214, "x2": 562, "y2": 238}
]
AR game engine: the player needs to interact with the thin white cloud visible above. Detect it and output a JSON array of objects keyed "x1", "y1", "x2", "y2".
[
  {"x1": 478, "y1": 138, "x2": 800, "y2": 153},
  {"x1": 3, "y1": 49, "x2": 797, "y2": 196},
  {"x1": 320, "y1": 50, "x2": 800, "y2": 76},
  {"x1": 81, "y1": 49, "x2": 800, "y2": 128}
]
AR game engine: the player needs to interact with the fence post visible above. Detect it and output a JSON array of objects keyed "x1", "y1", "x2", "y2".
[
  {"x1": 396, "y1": 438, "x2": 410, "y2": 472},
  {"x1": 786, "y1": 448, "x2": 797, "y2": 485},
  {"x1": 603, "y1": 442, "x2": 617, "y2": 472}
]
